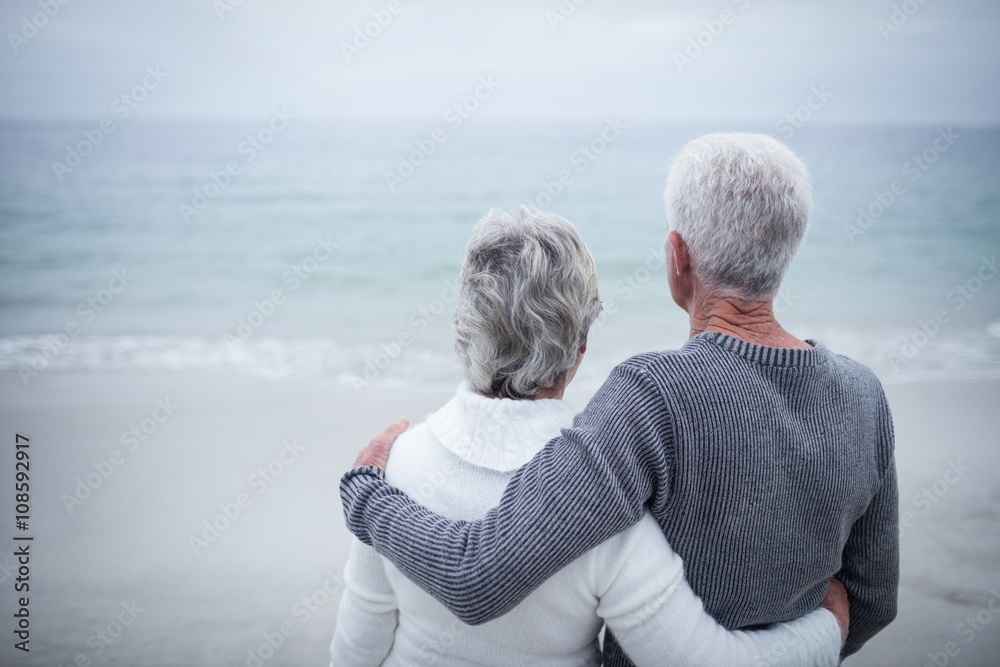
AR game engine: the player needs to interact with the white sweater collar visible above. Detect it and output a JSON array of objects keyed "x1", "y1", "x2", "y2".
[{"x1": 425, "y1": 383, "x2": 578, "y2": 472}]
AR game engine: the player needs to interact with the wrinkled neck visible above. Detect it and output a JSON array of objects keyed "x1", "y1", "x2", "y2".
[{"x1": 688, "y1": 293, "x2": 809, "y2": 349}]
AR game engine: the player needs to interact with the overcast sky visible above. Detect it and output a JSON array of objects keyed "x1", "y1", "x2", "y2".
[{"x1": 1, "y1": 0, "x2": 998, "y2": 124}]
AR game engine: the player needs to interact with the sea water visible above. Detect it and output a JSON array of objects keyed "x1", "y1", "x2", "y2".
[{"x1": 1, "y1": 120, "x2": 998, "y2": 390}]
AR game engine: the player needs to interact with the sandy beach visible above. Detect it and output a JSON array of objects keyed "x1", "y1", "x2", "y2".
[{"x1": 0, "y1": 370, "x2": 997, "y2": 666}]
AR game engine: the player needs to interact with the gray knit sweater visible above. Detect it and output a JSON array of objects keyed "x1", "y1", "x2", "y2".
[{"x1": 341, "y1": 332, "x2": 899, "y2": 663}]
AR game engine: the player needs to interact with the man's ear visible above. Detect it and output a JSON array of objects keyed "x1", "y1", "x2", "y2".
[
  {"x1": 667, "y1": 230, "x2": 690, "y2": 276},
  {"x1": 579, "y1": 339, "x2": 588, "y2": 356}
]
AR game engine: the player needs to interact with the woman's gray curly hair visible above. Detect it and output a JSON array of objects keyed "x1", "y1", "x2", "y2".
[{"x1": 453, "y1": 206, "x2": 602, "y2": 399}]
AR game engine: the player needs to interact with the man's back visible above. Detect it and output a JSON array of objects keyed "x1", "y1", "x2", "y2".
[{"x1": 604, "y1": 332, "x2": 898, "y2": 664}]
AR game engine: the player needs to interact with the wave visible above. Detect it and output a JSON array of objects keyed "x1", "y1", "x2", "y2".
[
  {"x1": 0, "y1": 335, "x2": 356, "y2": 381},
  {"x1": 1, "y1": 324, "x2": 999, "y2": 386}
]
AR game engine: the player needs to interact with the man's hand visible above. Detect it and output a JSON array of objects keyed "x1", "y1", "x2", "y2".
[
  {"x1": 353, "y1": 418, "x2": 409, "y2": 470},
  {"x1": 821, "y1": 577, "x2": 850, "y2": 646}
]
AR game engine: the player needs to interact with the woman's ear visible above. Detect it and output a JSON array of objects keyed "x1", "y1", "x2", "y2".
[{"x1": 579, "y1": 340, "x2": 588, "y2": 356}]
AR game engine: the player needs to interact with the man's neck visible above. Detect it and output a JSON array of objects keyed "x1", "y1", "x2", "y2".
[{"x1": 688, "y1": 293, "x2": 810, "y2": 349}]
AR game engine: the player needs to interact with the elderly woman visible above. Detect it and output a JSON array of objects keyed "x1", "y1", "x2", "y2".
[
  {"x1": 342, "y1": 133, "x2": 899, "y2": 666},
  {"x1": 331, "y1": 207, "x2": 846, "y2": 665}
]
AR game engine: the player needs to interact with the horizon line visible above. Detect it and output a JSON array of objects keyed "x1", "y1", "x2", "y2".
[{"x1": 0, "y1": 116, "x2": 997, "y2": 129}]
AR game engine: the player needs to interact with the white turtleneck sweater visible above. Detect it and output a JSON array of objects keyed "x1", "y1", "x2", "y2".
[{"x1": 330, "y1": 383, "x2": 841, "y2": 666}]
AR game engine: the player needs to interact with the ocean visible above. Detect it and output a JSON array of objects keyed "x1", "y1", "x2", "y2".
[{"x1": 1, "y1": 120, "x2": 998, "y2": 392}]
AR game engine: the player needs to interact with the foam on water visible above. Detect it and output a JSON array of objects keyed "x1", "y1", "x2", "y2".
[{"x1": 2, "y1": 324, "x2": 998, "y2": 388}]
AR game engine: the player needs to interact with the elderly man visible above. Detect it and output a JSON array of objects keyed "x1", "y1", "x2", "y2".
[{"x1": 341, "y1": 132, "x2": 899, "y2": 664}]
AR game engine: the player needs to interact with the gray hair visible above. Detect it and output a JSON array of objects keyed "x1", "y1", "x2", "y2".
[
  {"x1": 453, "y1": 206, "x2": 602, "y2": 399},
  {"x1": 664, "y1": 133, "x2": 812, "y2": 300}
]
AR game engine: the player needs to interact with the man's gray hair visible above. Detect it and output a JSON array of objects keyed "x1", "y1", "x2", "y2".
[
  {"x1": 665, "y1": 132, "x2": 812, "y2": 300},
  {"x1": 454, "y1": 206, "x2": 602, "y2": 399}
]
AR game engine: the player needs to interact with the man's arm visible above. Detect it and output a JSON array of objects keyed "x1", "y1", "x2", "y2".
[
  {"x1": 340, "y1": 363, "x2": 673, "y2": 625},
  {"x1": 329, "y1": 537, "x2": 398, "y2": 666},
  {"x1": 838, "y1": 388, "x2": 900, "y2": 656}
]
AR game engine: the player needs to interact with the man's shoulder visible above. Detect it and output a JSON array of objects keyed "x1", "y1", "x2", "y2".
[
  {"x1": 830, "y1": 349, "x2": 880, "y2": 381},
  {"x1": 823, "y1": 347, "x2": 888, "y2": 398},
  {"x1": 615, "y1": 344, "x2": 704, "y2": 373},
  {"x1": 612, "y1": 339, "x2": 729, "y2": 385}
]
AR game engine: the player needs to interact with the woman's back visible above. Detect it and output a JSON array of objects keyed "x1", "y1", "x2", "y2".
[{"x1": 373, "y1": 385, "x2": 605, "y2": 665}]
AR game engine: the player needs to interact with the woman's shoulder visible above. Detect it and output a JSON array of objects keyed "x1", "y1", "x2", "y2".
[
  {"x1": 382, "y1": 419, "x2": 521, "y2": 520},
  {"x1": 382, "y1": 421, "x2": 437, "y2": 485},
  {"x1": 382, "y1": 421, "x2": 498, "y2": 490}
]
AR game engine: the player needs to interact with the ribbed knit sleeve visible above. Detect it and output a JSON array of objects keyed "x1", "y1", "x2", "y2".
[
  {"x1": 340, "y1": 363, "x2": 674, "y2": 625},
  {"x1": 839, "y1": 386, "x2": 900, "y2": 656}
]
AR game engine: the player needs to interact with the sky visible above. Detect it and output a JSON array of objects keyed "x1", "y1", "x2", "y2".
[{"x1": 0, "y1": 0, "x2": 998, "y2": 124}]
